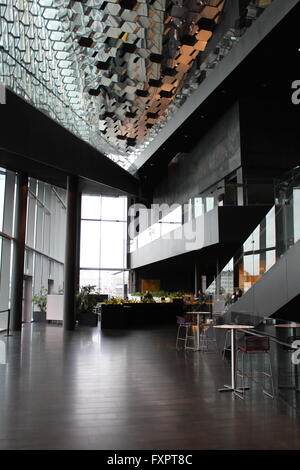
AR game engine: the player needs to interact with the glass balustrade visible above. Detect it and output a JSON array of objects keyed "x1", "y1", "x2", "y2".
[
  {"x1": 206, "y1": 167, "x2": 300, "y2": 304},
  {"x1": 129, "y1": 180, "x2": 275, "y2": 253}
]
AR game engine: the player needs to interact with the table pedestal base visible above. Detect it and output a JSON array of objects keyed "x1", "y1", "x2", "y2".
[
  {"x1": 214, "y1": 325, "x2": 255, "y2": 399},
  {"x1": 218, "y1": 384, "x2": 250, "y2": 395}
]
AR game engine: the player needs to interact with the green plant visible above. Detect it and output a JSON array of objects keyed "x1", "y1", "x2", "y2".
[
  {"x1": 169, "y1": 291, "x2": 192, "y2": 298},
  {"x1": 141, "y1": 297, "x2": 156, "y2": 303},
  {"x1": 105, "y1": 296, "x2": 124, "y2": 304},
  {"x1": 149, "y1": 290, "x2": 164, "y2": 298},
  {"x1": 104, "y1": 297, "x2": 139, "y2": 304},
  {"x1": 129, "y1": 290, "x2": 194, "y2": 299},
  {"x1": 76, "y1": 285, "x2": 97, "y2": 313},
  {"x1": 32, "y1": 287, "x2": 48, "y2": 312}
]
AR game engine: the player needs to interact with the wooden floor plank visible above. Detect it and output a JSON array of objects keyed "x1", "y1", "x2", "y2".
[{"x1": 0, "y1": 323, "x2": 300, "y2": 450}]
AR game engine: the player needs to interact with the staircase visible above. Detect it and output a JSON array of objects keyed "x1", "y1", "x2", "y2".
[
  {"x1": 207, "y1": 168, "x2": 300, "y2": 342},
  {"x1": 224, "y1": 237, "x2": 300, "y2": 326}
]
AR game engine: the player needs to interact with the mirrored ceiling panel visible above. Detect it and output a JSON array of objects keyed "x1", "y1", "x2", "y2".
[{"x1": 0, "y1": 0, "x2": 229, "y2": 169}]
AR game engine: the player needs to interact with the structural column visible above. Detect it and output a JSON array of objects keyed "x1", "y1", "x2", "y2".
[
  {"x1": 233, "y1": 248, "x2": 242, "y2": 291},
  {"x1": 194, "y1": 263, "x2": 198, "y2": 297},
  {"x1": 10, "y1": 172, "x2": 28, "y2": 331},
  {"x1": 75, "y1": 190, "x2": 82, "y2": 290},
  {"x1": 215, "y1": 258, "x2": 220, "y2": 295},
  {"x1": 63, "y1": 175, "x2": 80, "y2": 330}
]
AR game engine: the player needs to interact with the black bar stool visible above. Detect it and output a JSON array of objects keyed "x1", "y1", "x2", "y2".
[
  {"x1": 176, "y1": 316, "x2": 196, "y2": 350},
  {"x1": 236, "y1": 335, "x2": 274, "y2": 399}
]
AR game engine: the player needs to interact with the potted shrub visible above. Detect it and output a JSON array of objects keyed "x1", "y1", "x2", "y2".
[
  {"x1": 32, "y1": 287, "x2": 47, "y2": 322},
  {"x1": 76, "y1": 284, "x2": 98, "y2": 326}
]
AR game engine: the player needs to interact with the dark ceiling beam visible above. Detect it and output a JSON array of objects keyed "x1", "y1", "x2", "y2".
[
  {"x1": 0, "y1": 89, "x2": 139, "y2": 196},
  {"x1": 0, "y1": 148, "x2": 130, "y2": 197}
]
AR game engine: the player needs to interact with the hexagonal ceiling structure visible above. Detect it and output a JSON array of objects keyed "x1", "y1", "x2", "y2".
[{"x1": 0, "y1": 0, "x2": 226, "y2": 170}]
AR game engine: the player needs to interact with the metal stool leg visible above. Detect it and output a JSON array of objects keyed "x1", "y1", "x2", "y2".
[
  {"x1": 222, "y1": 330, "x2": 231, "y2": 360},
  {"x1": 176, "y1": 326, "x2": 179, "y2": 349},
  {"x1": 236, "y1": 350, "x2": 246, "y2": 399},
  {"x1": 199, "y1": 328, "x2": 207, "y2": 351},
  {"x1": 263, "y1": 352, "x2": 274, "y2": 399},
  {"x1": 236, "y1": 349, "x2": 241, "y2": 388},
  {"x1": 176, "y1": 325, "x2": 182, "y2": 349},
  {"x1": 185, "y1": 325, "x2": 189, "y2": 349},
  {"x1": 235, "y1": 350, "x2": 252, "y2": 399},
  {"x1": 199, "y1": 326, "x2": 212, "y2": 352},
  {"x1": 237, "y1": 351, "x2": 274, "y2": 399},
  {"x1": 176, "y1": 325, "x2": 189, "y2": 350},
  {"x1": 211, "y1": 326, "x2": 218, "y2": 352},
  {"x1": 185, "y1": 325, "x2": 197, "y2": 350},
  {"x1": 206, "y1": 325, "x2": 218, "y2": 353},
  {"x1": 199, "y1": 328, "x2": 203, "y2": 350}
]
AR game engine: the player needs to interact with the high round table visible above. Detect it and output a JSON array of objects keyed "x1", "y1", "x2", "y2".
[
  {"x1": 213, "y1": 324, "x2": 254, "y2": 395},
  {"x1": 186, "y1": 311, "x2": 211, "y2": 351}
]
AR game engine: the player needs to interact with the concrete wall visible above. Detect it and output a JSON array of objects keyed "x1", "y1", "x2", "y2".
[
  {"x1": 240, "y1": 96, "x2": 300, "y2": 175},
  {"x1": 153, "y1": 102, "x2": 241, "y2": 206}
]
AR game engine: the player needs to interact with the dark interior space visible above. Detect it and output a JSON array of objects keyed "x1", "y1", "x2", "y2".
[{"x1": 1, "y1": 0, "x2": 300, "y2": 453}]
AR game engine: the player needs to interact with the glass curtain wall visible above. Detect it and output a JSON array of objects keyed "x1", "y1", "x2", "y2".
[
  {"x1": 80, "y1": 195, "x2": 128, "y2": 297},
  {"x1": 0, "y1": 169, "x2": 5, "y2": 231},
  {"x1": 25, "y1": 178, "x2": 66, "y2": 298},
  {"x1": 0, "y1": 168, "x2": 66, "y2": 324}
]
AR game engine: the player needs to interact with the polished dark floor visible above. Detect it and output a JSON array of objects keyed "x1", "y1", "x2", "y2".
[{"x1": 0, "y1": 322, "x2": 300, "y2": 450}]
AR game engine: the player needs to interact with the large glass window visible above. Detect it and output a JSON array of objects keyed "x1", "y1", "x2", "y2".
[
  {"x1": 102, "y1": 271, "x2": 128, "y2": 297},
  {"x1": 266, "y1": 206, "x2": 276, "y2": 248},
  {"x1": 80, "y1": 269, "x2": 101, "y2": 288},
  {"x1": 0, "y1": 172, "x2": 66, "y2": 322},
  {"x1": 0, "y1": 169, "x2": 5, "y2": 231},
  {"x1": 293, "y1": 188, "x2": 300, "y2": 244},
  {"x1": 101, "y1": 197, "x2": 127, "y2": 221},
  {"x1": 80, "y1": 221, "x2": 101, "y2": 268},
  {"x1": 80, "y1": 195, "x2": 128, "y2": 297},
  {"x1": 266, "y1": 249, "x2": 276, "y2": 271},
  {"x1": 81, "y1": 196, "x2": 101, "y2": 220},
  {"x1": 194, "y1": 197, "x2": 203, "y2": 218},
  {"x1": 100, "y1": 221, "x2": 126, "y2": 268},
  {"x1": 205, "y1": 197, "x2": 215, "y2": 213},
  {"x1": 26, "y1": 178, "x2": 66, "y2": 301}
]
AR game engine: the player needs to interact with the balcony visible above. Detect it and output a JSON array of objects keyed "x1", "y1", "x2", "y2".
[{"x1": 129, "y1": 205, "x2": 270, "y2": 269}]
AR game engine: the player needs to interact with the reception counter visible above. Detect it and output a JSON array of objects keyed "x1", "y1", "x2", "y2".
[{"x1": 100, "y1": 302, "x2": 184, "y2": 329}]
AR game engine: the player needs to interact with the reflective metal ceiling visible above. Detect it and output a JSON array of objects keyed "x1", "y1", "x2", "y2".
[{"x1": 0, "y1": 0, "x2": 226, "y2": 169}]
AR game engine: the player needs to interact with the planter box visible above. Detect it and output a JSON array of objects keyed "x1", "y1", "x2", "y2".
[
  {"x1": 77, "y1": 311, "x2": 98, "y2": 327},
  {"x1": 100, "y1": 302, "x2": 183, "y2": 329},
  {"x1": 100, "y1": 305, "x2": 129, "y2": 329},
  {"x1": 33, "y1": 311, "x2": 46, "y2": 322}
]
